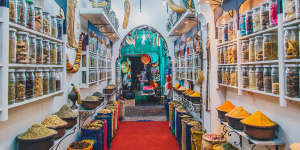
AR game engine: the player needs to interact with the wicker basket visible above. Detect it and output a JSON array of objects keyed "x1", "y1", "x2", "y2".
[
  {"x1": 62, "y1": 117, "x2": 78, "y2": 129},
  {"x1": 242, "y1": 123, "x2": 277, "y2": 140},
  {"x1": 17, "y1": 133, "x2": 56, "y2": 150},
  {"x1": 227, "y1": 116, "x2": 243, "y2": 130},
  {"x1": 81, "y1": 100, "x2": 101, "y2": 110},
  {"x1": 217, "y1": 109, "x2": 228, "y2": 122},
  {"x1": 49, "y1": 124, "x2": 67, "y2": 139}
]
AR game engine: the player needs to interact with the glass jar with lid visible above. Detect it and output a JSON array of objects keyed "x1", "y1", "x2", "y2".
[
  {"x1": 8, "y1": 69, "x2": 15, "y2": 105},
  {"x1": 249, "y1": 38, "x2": 256, "y2": 62},
  {"x1": 271, "y1": 65, "x2": 279, "y2": 94},
  {"x1": 284, "y1": 0, "x2": 296, "y2": 22},
  {"x1": 253, "y1": 6, "x2": 261, "y2": 32},
  {"x1": 57, "y1": 18, "x2": 63, "y2": 40},
  {"x1": 26, "y1": 0, "x2": 35, "y2": 30},
  {"x1": 242, "y1": 40, "x2": 249, "y2": 63},
  {"x1": 218, "y1": 26, "x2": 224, "y2": 43},
  {"x1": 57, "y1": 44, "x2": 63, "y2": 65},
  {"x1": 255, "y1": 36, "x2": 264, "y2": 61},
  {"x1": 43, "y1": 12, "x2": 50, "y2": 35},
  {"x1": 9, "y1": 0, "x2": 17, "y2": 23},
  {"x1": 263, "y1": 33, "x2": 277, "y2": 60},
  {"x1": 261, "y1": 2, "x2": 270, "y2": 30},
  {"x1": 222, "y1": 67, "x2": 226, "y2": 84},
  {"x1": 233, "y1": 44, "x2": 237, "y2": 63},
  {"x1": 264, "y1": 65, "x2": 272, "y2": 93},
  {"x1": 16, "y1": 0, "x2": 27, "y2": 26},
  {"x1": 231, "y1": 66, "x2": 237, "y2": 86},
  {"x1": 224, "y1": 46, "x2": 228, "y2": 64},
  {"x1": 240, "y1": 13, "x2": 247, "y2": 36},
  {"x1": 242, "y1": 66, "x2": 249, "y2": 88},
  {"x1": 246, "y1": 10, "x2": 254, "y2": 35},
  {"x1": 249, "y1": 66, "x2": 256, "y2": 90},
  {"x1": 256, "y1": 65, "x2": 264, "y2": 91},
  {"x1": 269, "y1": 0, "x2": 278, "y2": 26},
  {"x1": 224, "y1": 24, "x2": 229, "y2": 42},
  {"x1": 228, "y1": 44, "x2": 234, "y2": 64},
  {"x1": 228, "y1": 21, "x2": 234, "y2": 41},
  {"x1": 226, "y1": 67, "x2": 231, "y2": 85},
  {"x1": 28, "y1": 35, "x2": 36, "y2": 64},
  {"x1": 220, "y1": 47, "x2": 224, "y2": 64},
  {"x1": 9, "y1": 28, "x2": 17, "y2": 63},
  {"x1": 218, "y1": 48, "x2": 221, "y2": 64},
  {"x1": 42, "y1": 69, "x2": 49, "y2": 95},
  {"x1": 25, "y1": 69, "x2": 34, "y2": 99},
  {"x1": 56, "y1": 69, "x2": 62, "y2": 91},
  {"x1": 16, "y1": 31, "x2": 29, "y2": 64},
  {"x1": 218, "y1": 67, "x2": 222, "y2": 84},
  {"x1": 49, "y1": 69, "x2": 56, "y2": 93},
  {"x1": 43, "y1": 40, "x2": 50, "y2": 64},
  {"x1": 284, "y1": 26, "x2": 299, "y2": 59},
  {"x1": 34, "y1": 69, "x2": 43, "y2": 97},
  {"x1": 36, "y1": 38, "x2": 43, "y2": 64},
  {"x1": 50, "y1": 42, "x2": 57, "y2": 65},
  {"x1": 15, "y1": 69, "x2": 26, "y2": 103},
  {"x1": 34, "y1": 6, "x2": 43, "y2": 32},
  {"x1": 51, "y1": 16, "x2": 57, "y2": 38},
  {"x1": 286, "y1": 64, "x2": 299, "y2": 97}
]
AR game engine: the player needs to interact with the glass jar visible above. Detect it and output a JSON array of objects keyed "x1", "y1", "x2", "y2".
[
  {"x1": 57, "y1": 18, "x2": 63, "y2": 40},
  {"x1": 261, "y1": 2, "x2": 270, "y2": 30},
  {"x1": 228, "y1": 21, "x2": 234, "y2": 41},
  {"x1": 271, "y1": 65, "x2": 279, "y2": 94},
  {"x1": 51, "y1": 16, "x2": 57, "y2": 38},
  {"x1": 49, "y1": 69, "x2": 56, "y2": 93},
  {"x1": 222, "y1": 67, "x2": 226, "y2": 84},
  {"x1": 16, "y1": 0, "x2": 27, "y2": 26},
  {"x1": 255, "y1": 36, "x2": 264, "y2": 61},
  {"x1": 16, "y1": 31, "x2": 29, "y2": 64},
  {"x1": 26, "y1": 0, "x2": 35, "y2": 30},
  {"x1": 218, "y1": 26, "x2": 224, "y2": 43},
  {"x1": 28, "y1": 35, "x2": 36, "y2": 64},
  {"x1": 218, "y1": 67, "x2": 222, "y2": 84},
  {"x1": 15, "y1": 69, "x2": 26, "y2": 103},
  {"x1": 253, "y1": 6, "x2": 261, "y2": 32},
  {"x1": 249, "y1": 66, "x2": 256, "y2": 90},
  {"x1": 242, "y1": 40, "x2": 249, "y2": 63},
  {"x1": 50, "y1": 42, "x2": 57, "y2": 65},
  {"x1": 224, "y1": 24, "x2": 229, "y2": 42},
  {"x1": 246, "y1": 10, "x2": 254, "y2": 35},
  {"x1": 263, "y1": 33, "x2": 277, "y2": 60},
  {"x1": 9, "y1": 0, "x2": 17, "y2": 23},
  {"x1": 240, "y1": 14, "x2": 247, "y2": 36},
  {"x1": 242, "y1": 66, "x2": 249, "y2": 88},
  {"x1": 233, "y1": 44, "x2": 237, "y2": 63},
  {"x1": 43, "y1": 12, "x2": 50, "y2": 35},
  {"x1": 286, "y1": 64, "x2": 299, "y2": 97},
  {"x1": 230, "y1": 45, "x2": 234, "y2": 64},
  {"x1": 264, "y1": 65, "x2": 272, "y2": 93},
  {"x1": 249, "y1": 38, "x2": 256, "y2": 62},
  {"x1": 220, "y1": 47, "x2": 224, "y2": 64},
  {"x1": 284, "y1": 0, "x2": 296, "y2": 22},
  {"x1": 57, "y1": 44, "x2": 63, "y2": 65},
  {"x1": 34, "y1": 69, "x2": 43, "y2": 97},
  {"x1": 226, "y1": 67, "x2": 231, "y2": 85},
  {"x1": 36, "y1": 38, "x2": 43, "y2": 64},
  {"x1": 43, "y1": 40, "x2": 50, "y2": 64},
  {"x1": 269, "y1": 0, "x2": 278, "y2": 26},
  {"x1": 9, "y1": 28, "x2": 17, "y2": 63},
  {"x1": 218, "y1": 48, "x2": 221, "y2": 64},
  {"x1": 8, "y1": 69, "x2": 15, "y2": 105},
  {"x1": 256, "y1": 65, "x2": 264, "y2": 91},
  {"x1": 231, "y1": 66, "x2": 237, "y2": 86},
  {"x1": 25, "y1": 70, "x2": 34, "y2": 99},
  {"x1": 34, "y1": 6, "x2": 43, "y2": 32},
  {"x1": 56, "y1": 70, "x2": 62, "y2": 91},
  {"x1": 284, "y1": 26, "x2": 299, "y2": 59},
  {"x1": 224, "y1": 46, "x2": 228, "y2": 64},
  {"x1": 42, "y1": 69, "x2": 49, "y2": 95}
]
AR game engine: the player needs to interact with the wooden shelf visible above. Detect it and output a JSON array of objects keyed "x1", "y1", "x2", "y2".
[
  {"x1": 9, "y1": 22, "x2": 64, "y2": 44},
  {"x1": 241, "y1": 60, "x2": 279, "y2": 65},
  {"x1": 283, "y1": 19, "x2": 300, "y2": 27},
  {"x1": 217, "y1": 40, "x2": 237, "y2": 47},
  {"x1": 8, "y1": 91, "x2": 64, "y2": 109},
  {"x1": 240, "y1": 26, "x2": 278, "y2": 40},
  {"x1": 241, "y1": 88, "x2": 279, "y2": 97},
  {"x1": 9, "y1": 64, "x2": 64, "y2": 68},
  {"x1": 285, "y1": 96, "x2": 300, "y2": 102}
]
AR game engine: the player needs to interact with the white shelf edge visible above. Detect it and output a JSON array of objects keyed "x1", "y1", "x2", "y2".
[
  {"x1": 241, "y1": 88, "x2": 279, "y2": 98},
  {"x1": 284, "y1": 59, "x2": 300, "y2": 63},
  {"x1": 285, "y1": 96, "x2": 300, "y2": 102},
  {"x1": 167, "y1": 11, "x2": 195, "y2": 37},
  {"x1": 240, "y1": 26, "x2": 278, "y2": 40},
  {"x1": 217, "y1": 63, "x2": 238, "y2": 66},
  {"x1": 8, "y1": 64, "x2": 64, "y2": 68},
  {"x1": 88, "y1": 81, "x2": 98, "y2": 85},
  {"x1": 217, "y1": 40, "x2": 237, "y2": 47},
  {"x1": 9, "y1": 22, "x2": 64, "y2": 44},
  {"x1": 8, "y1": 91, "x2": 64, "y2": 109},
  {"x1": 218, "y1": 84, "x2": 238, "y2": 89},
  {"x1": 241, "y1": 60, "x2": 279, "y2": 65},
  {"x1": 283, "y1": 19, "x2": 300, "y2": 27}
]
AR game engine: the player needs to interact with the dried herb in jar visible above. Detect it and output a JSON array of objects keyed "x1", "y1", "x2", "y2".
[
  {"x1": 264, "y1": 66, "x2": 272, "y2": 93},
  {"x1": 272, "y1": 65, "x2": 279, "y2": 94},
  {"x1": 25, "y1": 70, "x2": 34, "y2": 99},
  {"x1": 286, "y1": 65, "x2": 299, "y2": 97},
  {"x1": 9, "y1": 0, "x2": 17, "y2": 23},
  {"x1": 34, "y1": 71, "x2": 43, "y2": 97},
  {"x1": 256, "y1": 66, "x2": 264, "y2": 91}
]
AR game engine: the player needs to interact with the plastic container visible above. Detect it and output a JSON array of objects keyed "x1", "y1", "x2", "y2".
[
  {"x1": 16, "y1": 0, "x2": 27, "y2": 26},
  {"x1": 284, "y1": 0, "x2": 296, "y2": 22},
  {"x1": 263, "y1": 33, "x2": 277, "y2": 60},
  {"x1": 256, "y1": 65, "x2": 264, "y2": 91},
  {"x1": 249, "y1": 66, "x2": 256, "y2": 90},
  {"x1": 249, "y1": 38, "x2": 256, "y2": 62},
  {"x1": 9, "y1": 0, "x2": 17, "y2": 23},
  {"x1": 43, "y1": 12, "x2": 50, "y2": 35},
  {"x1": 49, "y1": 69, "x2": 56, "y2": 93},
  {"x1": 253, "y1": 6, "x2": 261, "y2": 32},
  {"x1": 43, "y1": 40, "x2": 50, "y2": 64},
  {"x1": 255, "y1": 36, "x2": 264, "y2": 61},
  {"x1": 284, "y1": 26, "x2": 299, "y2": 59},
  {"x1": 261, "y1": 2, "x2": 270, "y2": 30},
  {"x1": 43, "y1": 69, "x2": 49, "y2": 95},
  {"x1": 264, "y1": 65, "x2": 272, "y2": 93},
  {"x1": 269, "y1": 0, "x2": 278, "y2": 26},
  {"x1": 242, "y1": 40, "x2": 249, "y2": 63},
  {"x1": 240, "y1": 14, "x2": 247, "y2": 36},
  {"x1": 34, "y1": 6, "x2": 43, "y2": 32},
  {"x1": 26, "y1": 0, "x2": 35, "y2": 30},
  {"x1": 15, "y1": 69, "x2": 26, "y2": 103},
  {"x1": 28, "y1": 35, "x2": 36, "y2": 64},
  {"x1": 246, "y1": 10, "x2": 254, "y2": 35},
  {"x1": 271, "y1": 65, "x2": 279, "y2": 94},
  {"x1": 8, "y1": 69, "x2": 16, "y2": 105},
  {"x1": 50, "y1": 42, "x2": 57, "y2": 65},
  {"x1": 34, "y1": 69, "x2": 43, "y2": 97},
  {"x1": 36, "y1": 38, "x2": 43, "y2": 64},
  {"x1": 51, "y1": 16, "x2": 57, "y2": 38},
  {"x1": 16, "y1": 31, "x2": 29, "y2": 64},
  {"x1": 242, "y1": 66, "x2": 249, "y2": 89},
  {"x1": 9, "y1": 28, "x2": 17, "y2": 63},
  {"x1": 286, "y1": 64, "x2": 299, "y2": 97}
]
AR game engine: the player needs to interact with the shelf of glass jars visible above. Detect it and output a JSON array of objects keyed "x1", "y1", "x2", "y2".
[
  {"x1": 283, "y1": 19, "x2": 300, "y2": 27},
  {"x1": 217, "y1": 40, "x2": 237, "y2": 47},
  {"x1": 8, "y1": 64, "x2": 64, "y2": 68},
  {"x1": 8, "y1": 90, "x2": 64, "y2": 109},
  {"x1": 285, "y1": 96, "x2": 300, "y2": 102},
  {"x1": 239, "y1": 26, "x2": 278, "y2": 40},
  {"x1": 240, "y1": 60, "x2": 279, "y2": 65},
  {"x1": 241, "y1": 88, "x2": 279, "y2": 98},
  {"x1": 9, "y1": 22, "x2": 64, "y2": 44},
  {"x1": 217, "y1": 63, "x2": 237, "y2": 66},
  {"x1": 217, "y1": 83, "x2": 238, "y2": 89}
]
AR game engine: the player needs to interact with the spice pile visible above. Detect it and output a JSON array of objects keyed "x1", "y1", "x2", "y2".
[
  {"x1": 190, "y1": 92, "x2": 201, "y2": 97},
  {"x1": 217, "y1": 100, "x2": 235, "y2": 112},
  {"x1": 241, "y1": 111, "x2": 276, "y2": 127},
  {"x1": 83, "y1": 120, "x2": 103, "y2": 130},
  {"x1": 177, "y1": 86, "x2": 186, "y2": 91},
  {"x1": 55, "y1": 105, "x2": 77, "y2": 119},
  {"x1": 226, "y1": 106, "x2": 251, "y2": 119},
  {"x1": 41, "y1": 115, "x2": 68, "y2": 128},
  {"x1": 18, "y1": 124, "x2": 57, "y2": 140},
  {"x1": 98, "y1": 109, "x2": 112, "y2": 114},
  {"x1": 69, "y1": 140, "x2": 93, "y2": 149},
  {"x1": 83, "y1": 96, "x2": 100, "y2": 102},
  {"x1": 213, "y1": 142, "x2": 238, "y2": 150}
]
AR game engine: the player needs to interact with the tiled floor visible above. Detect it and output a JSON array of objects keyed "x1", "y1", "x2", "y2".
[{"x1": 122, "y1": 115, "x2": 167, "y2": 121}]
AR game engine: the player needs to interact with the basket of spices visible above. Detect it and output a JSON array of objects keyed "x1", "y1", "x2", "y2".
[
  {"x1": 189, "y1": 92, "x2": 201, "y2": 104},
  {"x1": 81, "y1": 96, "x2": 102, "y2": 110},
  {"x1": 216, "y1": 100, "x2": 235, "y2": 122},
  {"x1": 81, "y1": 121, "x2": 104, "y2": 150},
  {"x1": 183, "y1": 89, "x2": 191, "y2": 99},
  {"x1": 225, "y1": 106, "x2": 251, "y2": 130},
  {"x1": 241, "y1": 111, "x2": 277, "y2": 140},
  {"x1": 55, "y1": 105, "x2": 78, "y2": 129},
  {"x1": 177, "y1": 86, "x2": 186, "y2": 95},
  {"x1": 202, "y1": 133, "x2": 226, "y2": 150},
  {"x1": 92, "y1": 92, "x2": 105, "y2": 102},
  {"x1": 173, "y1": 83, "x2": 181, "y2": 91},
  {"x1": 17, "y1": 124, "x2": 57, "y2": 150},
  {"x1": 67, "y1": 140, "x2": 94, "y2": 150},
  {"x1": 212, "y1": 142, "x2": 239, "y2": 150},
  {"x1": 103, "y1": 84, "x2": 116, "y2": 94},
  {"x1": 41, "y1": 115, "x2": 68, "y2": 139}
]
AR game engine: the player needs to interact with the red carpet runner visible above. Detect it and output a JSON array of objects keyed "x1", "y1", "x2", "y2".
[{"x1": 110, "y1": 121, "x2": 180, "y2": 150}]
